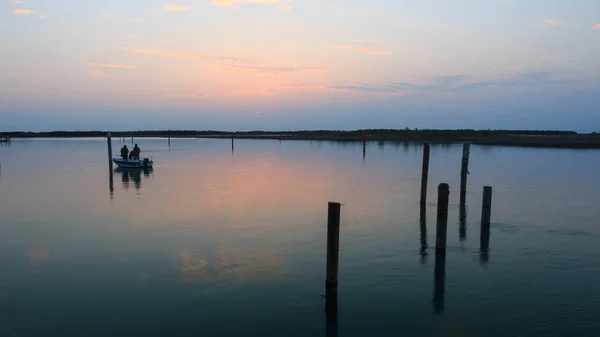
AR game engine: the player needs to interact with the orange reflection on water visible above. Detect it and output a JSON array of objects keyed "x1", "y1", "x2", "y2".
[
  {"x1": 125, "y1": 153, "x2": 334, "y2": 228},
  {"x1": 179, "y1": 246, "x2": 280, "y2": 284}
]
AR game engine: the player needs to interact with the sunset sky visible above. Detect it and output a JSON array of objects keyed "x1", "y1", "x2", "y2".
[{"x1": 1, "y1": 0, "x2": 599, "y2": 131}]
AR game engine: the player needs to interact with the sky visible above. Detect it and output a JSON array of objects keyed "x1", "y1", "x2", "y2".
[{"x1": 1, "y1": 0, "x2": 599, "y2": 132}]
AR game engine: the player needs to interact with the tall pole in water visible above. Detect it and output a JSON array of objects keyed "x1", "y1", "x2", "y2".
[
  {"x1": 460, "y1": 144, "x2": 470, "y2": 204},
  {"x1": 107, "y1": 132, "x2": 113, "y2": 167},
  {"x1": 420, "y1": 143, "x2": 430, "y2": 204},
  {"x1": 325, "y1": 202, "x2": 341, "y2": 312}
]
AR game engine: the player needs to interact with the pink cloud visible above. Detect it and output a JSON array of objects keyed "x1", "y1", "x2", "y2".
[
  {"x1": 545, "y1": 19, "x2": 567, "y2": 27},
  {"x1": 164, "y1": 5, "x2": 188, "y2": 12},
  {"x1": 326, "y1": 45, "x2": 392, "y2": 56},
  {"x1": 211, "y1": 0, "x2": 290, "y2": 10},
  {"x1": 593, "y1": 24, "x2": 600, "y2": 30},
  {"x1": 88, "y1": 62, "x2": 137, "y2": 69},
  {"x1": 12, "y1": 9, "x2": 36, "y2": 15}
]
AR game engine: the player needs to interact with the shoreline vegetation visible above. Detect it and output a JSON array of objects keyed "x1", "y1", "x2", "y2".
[{"x1": 1, "y1": 129, "x2": 599, "y2": 148}]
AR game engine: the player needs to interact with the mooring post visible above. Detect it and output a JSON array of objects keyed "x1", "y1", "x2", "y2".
[
  {"x1": 362, "y1": 136, "x2": 366, "y2": 159},
  {"x1": 480, "y1": 186, "x2": 492, "y2": 262},
  {"x1": 231, "y1": 134, "x2": 234, "y2": 152},
  {"x1": 168, "y1": 136, "x2": 171, "y2": 147},
  {"x1": 435, "y1": 183, "x2": 450, "y2": 250},
  {"x1": 459, "y1": 203, "x2": 467, "y2": 241},
  {"x1": 420, "y1": 143, "x2": 430, "y2": 204},
  {"x1": 325, "y1": 202, "x2": 341, "y2": 311},
  {"x1": 460, "y1": 143, "x2": 470, "y2": 204},
  {"x1": 107, "y1": 132, "x2": 113, "y2": 167},
  {"x1": 419, "y1": 204, "x2": 428, "y2": 264}
]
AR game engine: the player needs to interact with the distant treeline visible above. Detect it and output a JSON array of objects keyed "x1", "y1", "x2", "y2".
[{"x1": 0, "y1": 129, "x2": 586, "y2": 138}]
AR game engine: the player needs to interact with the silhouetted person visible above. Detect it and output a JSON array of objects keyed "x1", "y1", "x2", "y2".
[
  {"x1": 120, "y1": 145, "x2": 129, "y2": 160},
  {"x1": 130, "y1": 144, "x2": 141, "y2": 160}
]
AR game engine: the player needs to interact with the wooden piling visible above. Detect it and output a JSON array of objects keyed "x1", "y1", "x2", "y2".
[
  {"x1": 231, "y1": 135, "x2": 234, "y2": 152},
  {"x1": 419, "y1": 204, "x2": 428, "y2": 264},
  {"x1": 435, "y1": 183, "x2": 450, "y2": 250},
  {"x1": 168, "y1": 137, "x2": 171, "y2": 147},
  {"x1": 107, "y1": 132, "x2": 113, "y2": 167},
  {"x1": 325, "y1": 202, "x2": 341, "y2": 311},
  {"x1": 460, "y1": 143, "x2": 470, "y2": 204},
  {"x1": 480, "y1": 186, "x2": 492, "y2": 263},
  {"x1": 481, "y1": 186, "x2": 492, "y2": 229},
  {"x1": 131, "y1": 135, "x2": 134, "y2": 144},
  {"x1": 459, "y1": 203, "x2": 467, "y2": 241},
  {"x1": 420, "y1": 143, "x2": 430, "y2": 204}
]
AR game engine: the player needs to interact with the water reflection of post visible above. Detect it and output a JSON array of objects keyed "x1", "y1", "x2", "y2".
[
  {"x1": 325, "y1": 294, "x2": 338, "y2": 337},
  {"x1": 419, "y1": 204, "x2": 428, "y2": 264},
  {"x1": 459, "y1": 203, "x2": 467, "y2": 241},
  {"x1": 433, "y1": 250, "x2": 446, "y2": 314}
]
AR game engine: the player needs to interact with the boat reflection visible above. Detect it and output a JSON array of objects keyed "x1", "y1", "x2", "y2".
[{"x1": 114, "y1": 167, "x2": 152, "y2": 191}]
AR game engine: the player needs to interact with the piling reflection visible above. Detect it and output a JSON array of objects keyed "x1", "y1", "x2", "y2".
[
  {"x1": 459, "y1": 203, "x2": 467, "y2": 241},
  {"x1": 419, "y1": 204, "x2": 428, "y2": 264},
  {"x1": 114, "y1": 167, "x2": 152, "y2": 191},
  {"x1": 326, "y1": 296, "x2": 338, "y2": 337},
  {"x1": 432, "y1": 250, "x2": 446, "y2": 314},
  {"x1": 480, "y1": 226, "x2": 490, "y2": 265}
]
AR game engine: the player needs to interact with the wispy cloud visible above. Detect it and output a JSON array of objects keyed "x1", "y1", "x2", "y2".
[
  {"x1": 88, "y1": 69, "x2": 109, "y2": 77},
  {"x1": 11, "y1": 0, "x2": 22, "y2": 4},
  {"x1": 121, "y1": 47, "x2": 237, "y2": 61},
  {"x1": 545, "y1": 19, "x2": 567, "y2": 27},
  {"x1": 130, "y1": 18, "x2": 142, "y2": 23},
  {"x1": 207, "y1": 64, "x2": 326, "y2": 75},
  {"x1": 88, "y1": 62, "x2": 137, "y2": 69},
  {"x1": 211, "y1": 0, "x2": 290, "y2": 10},
  {"x1": 12, "y1": 9, "x2": 36, "y2": 15},
  {"x1": 593, "y1": 24, "x2": 600, "y2": 30},
  {"x1": 164, "y1": 4, "x2": 188, "y2": 12},
  {"x1": 278, "y1": 85, "x2": 349, "y2": 92},
  {"x1": 104, "y1": 13, "x2": 115, "y2": 19},
  {"x1": 539, "y1": 56, "x2": 573, "y2": 61},
  {"x1": 326, "y1": 45, "x2": 392, "y2": 56},
  {"x1": 348, "y1": 39, "x2": 388, "y2": 44}
]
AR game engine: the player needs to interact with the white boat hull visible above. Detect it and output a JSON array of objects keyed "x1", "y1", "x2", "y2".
[{"x1": 113, "y1": 158, "x2": 153, "y2": 169}]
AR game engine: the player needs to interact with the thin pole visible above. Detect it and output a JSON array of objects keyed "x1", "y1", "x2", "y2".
[
  {"x1": 460, "y1": 144, "x2": 470, "y2": 204},
  {"x1": 420, "y1": 143, "x2": 430, "y2": 204},
  {"x1": 480, "y1": 186, "x2": 492, "y2": 263},
  {"x1": 435, "y1": 183, "x2": 450, "y2": 250},
  {"x1": 325, "y1": 202, "x2": 341, "y2": 311}
]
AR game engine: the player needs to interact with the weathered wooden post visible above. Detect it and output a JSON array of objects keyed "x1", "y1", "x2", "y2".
[
  {"x1": 107, "y1": 132, "x2": 114, "y2": 198},
  {"x1": 107, "y1": 132, "x2": 113, "y2": 167},
  {"x1": 480, "y1": 186, "x2": 492, "y2": 263},
  {"x1": 168, "y1": 136, "x2": 171, "y2": 147},
  {"x1": 419, "y1": 204, "x2": 428, "y2": 264},
  {"x1": 420, "y1": 143, "x2": 430, "y2": 204},
  {"x1": 459, "y1": 143, "x2": 470, "y2": 204},
  {"x1": 325, "y1": 202, "x2": 341, "y2": 311},
  {"x1": 362, "y1": 136, "x2": 366, "y2": 159},
  {"x1": 459, "y1": 203, "x2": 467, "y2": 241},
  {"x1": 435, "y1": 183, "x2": 450, "y2": 250},
  {"x1": 131, "y1": 135, "x2": 134, "y2": 144}
]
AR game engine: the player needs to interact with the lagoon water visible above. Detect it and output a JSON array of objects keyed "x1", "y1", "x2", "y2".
[{"x1": 1, "y1": 138, "x2": 599, "y2": 337}]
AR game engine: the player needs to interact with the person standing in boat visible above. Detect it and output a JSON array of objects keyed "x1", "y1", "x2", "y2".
[
  {"x1": 120, "y1": 145, "x2": 129, "y2": 160},
  {"x1": 130, "y1": 143, "x2": 141, "y2": 160}
]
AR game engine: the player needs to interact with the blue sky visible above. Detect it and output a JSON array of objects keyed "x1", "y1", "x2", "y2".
[{"x1": 1, "y1": 0, "x2": 599, "y2": 131}]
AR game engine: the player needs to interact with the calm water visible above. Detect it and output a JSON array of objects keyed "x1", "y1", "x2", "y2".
[{"x1": 1, "y1": 138, "x2": 599, "y2": 337}]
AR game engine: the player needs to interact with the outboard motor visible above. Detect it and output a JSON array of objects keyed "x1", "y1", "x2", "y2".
[{"x1": 143, "y1": 158, "x2": 149, "y2": 168}]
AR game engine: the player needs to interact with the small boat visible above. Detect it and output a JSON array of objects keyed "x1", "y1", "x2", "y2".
[{"x1": 113, "y1": 157, "x2": 153, "y2": 169}]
